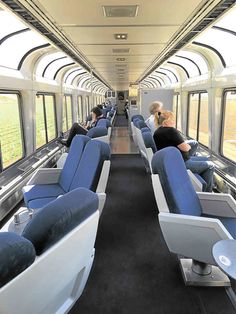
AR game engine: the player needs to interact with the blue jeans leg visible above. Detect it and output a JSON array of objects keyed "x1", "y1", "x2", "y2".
[
  {"x1": 186, "y1": 140, "x2": 198, "y2": 157},
  {"x1": 185, "y1": 159, "x2": 215, "y2": 192}
]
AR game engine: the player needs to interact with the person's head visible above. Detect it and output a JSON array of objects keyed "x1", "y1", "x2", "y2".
[
  {"x1": 97, "y1": 104, "x2": 103, "y2": 109},
  {"x1": 91, "y1": 106, "x2": 102, "y2": 121},
  {"x1": 149, "y1": 101, "x2": 163, "y2": 115},
  {"x1": 158, "y1": 110, "x2": 175, "y2": 127}
]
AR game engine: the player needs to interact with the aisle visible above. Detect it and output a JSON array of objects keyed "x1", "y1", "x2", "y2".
[{"x1": 70, "y1": 154, "x2": 234, "y2": 314}]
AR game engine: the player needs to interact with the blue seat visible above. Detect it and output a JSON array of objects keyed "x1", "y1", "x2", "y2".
[
  {"x1": 152, "y1": 147, "x2": 236, "y2": 286},
  {"x1": 131, "y1": 114, "x2": 144, "y2": 122},
  {"x1": 0, "y1": 188, "x2": 100, "y2": 313},
  {"x1": 142, "y1": 131, "x2": 157, "y2": 153},
  {"x1": 23, "y1": 137, "x2": 110, "y2": 210},
  {"x1": 96, "y1": 118, "x2": 111, "y2": 128},
  {"x1": 87, "y1": 126, "x2": 108, "y2": 138},
  {"x1": 23, "y1": 135, "x2": 90, "y2": 207}
]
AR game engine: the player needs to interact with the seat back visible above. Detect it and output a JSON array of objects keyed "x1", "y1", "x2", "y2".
[
  {"x1": 96, "y1": 118, "x2": 111, "y2": 128},
  {"x1": 59, "y1": 135, "x2": 90, "y2": 192},
  {"x1": 142, "y1": 131, "x2": 157, "y2": 153},
  {"x1": 151, "y1": 147, "x2": 202, "y2": 216},
  {"x1": 69, "y1": 140, "x2": 111, "y2": 192},
  {"x1": 87, "y1": 127, "x2": 108, "y2": 138},
  {"x1": 0, "y1": 188, "x2": 99, "y2": 314},
  {"x1": 131, "y1": 114, "x2": 144, "y2": 122}
]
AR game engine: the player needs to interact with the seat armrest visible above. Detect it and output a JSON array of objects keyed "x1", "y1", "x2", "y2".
[
  {"x1": 96, "y1": 192, "x2": 106, "y2": 216},
  {"x1": 197, "y1": 192, "x2": 236, "y2": 218},
  {"x1": 187, "y1": 170, "x2": 203, "y2": 192},
  {"x1": 151, "y1": 174, "x2": 169, "y2": 212},
  {"x1": 96, "y1": 160, "x2": 110, "y2": 193},
  {"x1": 27, "y1": 168, "x2": 62, "y2": 185},
  {"x1": 159, "y1": 212, "x2": 232, "y2": 265}
]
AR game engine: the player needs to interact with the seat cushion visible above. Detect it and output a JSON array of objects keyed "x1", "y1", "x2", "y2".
[
  {"x1": 23, "y1": 184, "x2": 65, "y2": 207},
  {"x1": 202, "y1": 215, "x2": 236, "y2": 239},
  {"x1": 28, "y1": 197, "x2": 57, "y2": 210},
  {"x1": 0, "y1": 232, "x2": 35, "y2": 288},
  {"x1": 22, "y1": 188, "x2": 98, "y2": 255}
]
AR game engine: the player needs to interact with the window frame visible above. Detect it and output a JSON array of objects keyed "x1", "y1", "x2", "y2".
[
  {"x1": 0, "y1": 90, "x2": 25, "y2": 171},
  {"x1": 35, "y1": 92, "x2": 57, "y2": 150},
  {"x1": 77, "y1": 95, "x2": 83, "y2": 122},
  {"x1": 62, "y1": 94, "x2": 73, "y2": 131},
  {"x1": 220, "y1": 88, "x2": 236, "y2": 164},
  {"x1": 187, "y1": 90, "x2": 209, "y2": 147}
]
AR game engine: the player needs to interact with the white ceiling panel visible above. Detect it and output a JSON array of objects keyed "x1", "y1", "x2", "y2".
[{"x1": 34, "y1": 0, "x2": 206, "y2": 89}]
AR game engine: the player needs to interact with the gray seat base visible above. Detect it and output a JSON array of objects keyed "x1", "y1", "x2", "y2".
[{"x1": 179, "y1": 258, "x2": 231, "y2": 287}]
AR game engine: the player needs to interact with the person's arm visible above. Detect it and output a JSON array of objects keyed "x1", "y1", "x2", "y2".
[{"x1": 177, "y1": 142, "x2": 191, "y2": 152}]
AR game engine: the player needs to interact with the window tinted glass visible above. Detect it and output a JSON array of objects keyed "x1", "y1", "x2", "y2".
[
  {"x1": 45, "y1": 95, "x2": 56, "y2": 142},
  {"x1": 188, "y1": 93, "x2": 199, "y2": 139},
  {"x1": 36, "y1": 95, "x2": 46, "y2": 148},
  {"x1": 198, "y1": 93, "x2": 209, "y2": 146},
  {"x1": 0, "y1": 93, "x2": 24, "y2": 169},
  {"x1": 222, "y1": 91, "x2": 236, "y2": 162}
]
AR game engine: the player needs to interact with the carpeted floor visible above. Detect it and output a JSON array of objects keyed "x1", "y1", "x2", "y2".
[
  {"x1": 114, "y1": 114, "x2": 128, "y2": 127},
  {"x1": 70, "y1": 154, "x2": 235, "y2": 314}
]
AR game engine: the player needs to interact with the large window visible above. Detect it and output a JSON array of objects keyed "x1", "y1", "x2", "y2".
[
  {"x1": 0, "y1": 92, "x2": 24, "y2": 169},
  {"x1": 188, "y1": 91, "x2": 209, "y2": 147},
  {"x1": 78, "y1": 96, "x2": 83, "y2": 122},
  {"x1": 35, "y1": 94, "x2": 56, "y2": 149},
  {"x1": 62, "y1": 95, "x2": 73, "y2": 132},
  {"x1": 222, "y1": 90, "x2": 236, "y2": 162},
  {"x1": 173, "y1": 93, "x2": 181, "y2": 131}
]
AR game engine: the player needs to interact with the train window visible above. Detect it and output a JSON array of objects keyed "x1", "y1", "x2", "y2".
[
  {"x1": 62, "y1": 95, "x2": 73, "y2": 131},
  {"x1": 0, "y1": 30, "x2": 47, "y2": 70},
  {"x1": 188, "y1": 91, "x2": 209, "y2": 147},
  {"x1": 169, "y1": 56, "x2": 199, "y2": 77},
  {"x1": 35, "y1": 94, "x2": 56, "y2": 149},
  {"x1": 173, "y1": 93, "x2": 181, "y2": 131},
  {"x1": 0, "y1": 92, "x2": 24, "y2": 169},
  {"x1": 78, "y1": 96, "x2": 83, "y2": 122},
  {"x1": 198, "y1": 93, "x2": 209, "y2": 147},
  {"x1": 36, "y1": 52, "x2": 65, "y2": 77},
  {"x1": 43, "y1": 57, "x2": 73, "y2": 80},
  {"x1": 222, "y1": 91, "x2": 236, "y2": 162},
  {"x1": 188, "y1": 93, "x2": 199, "y2": 139},
  {"x1": 175, "y1": 51, "x2": 208, "y2": 75}
]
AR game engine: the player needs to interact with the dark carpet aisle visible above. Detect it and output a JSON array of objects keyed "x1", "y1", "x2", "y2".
[
  {"x1": 114, "y1": 114, "x2": 129, "y2": 127},
  {"x1": 70, "y1": 154, "x2": 234, "y2": 314}
]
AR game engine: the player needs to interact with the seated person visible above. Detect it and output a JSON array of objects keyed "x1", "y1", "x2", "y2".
[
  {"x1": 145, "y1": 101, "x2": 163, "y2": 135},
  {"x1": 153, "y1": 110, "x2": 215, "y2": 192},
  {"x1": 59, "y1": 106, "x2": 104, "y2": 147}
]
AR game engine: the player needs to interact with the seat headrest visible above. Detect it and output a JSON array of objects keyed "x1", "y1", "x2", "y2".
[
  {"x1": 92, "y1": 139, "x2": 111, "y2": 161},
  {"x1": 142, "y1": 132, "x2": 157, "y2": 153},
  {"x1": 131, "y1": 115, "x2": 144, "y2": 122},
  {"x1": 87, "y1": 127, "x2": 108, "y2": 138},
  {"x1": 151, "y1": 147, "x2": 202, "y2": 216},
  {"x1": 22, "y1": 188, "x2": 98, "y2": 255},
  {"x1": 0, "y1": 232, "x2": 36, "y2": 288}
]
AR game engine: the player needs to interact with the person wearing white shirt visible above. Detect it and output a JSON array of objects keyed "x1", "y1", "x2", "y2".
[{"x1": 145, "y1": 101, "x2": 163, "y2": 134}]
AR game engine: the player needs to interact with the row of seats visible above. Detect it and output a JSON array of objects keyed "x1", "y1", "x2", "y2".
[
  {"x1": 130, "y1": 111, "x2": 236, "y2": 286},
  {"x1": 0, "y1": 187, "x2": 99, "y2": 314},
  {"x1": 0, "y1": 108, "x2": 117, "y2": 312},
  {"x1": 0, "y1": 130, "x2": 114, "y2": 313}
]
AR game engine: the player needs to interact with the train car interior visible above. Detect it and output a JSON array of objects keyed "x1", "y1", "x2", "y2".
[{"x1": 0, "y1": 0, "x2": 236, "y2": 313}]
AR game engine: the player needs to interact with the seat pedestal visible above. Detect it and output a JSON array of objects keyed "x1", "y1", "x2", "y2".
[{"x1": 180, "y1": 258, "x2": 231, "y2": 287}]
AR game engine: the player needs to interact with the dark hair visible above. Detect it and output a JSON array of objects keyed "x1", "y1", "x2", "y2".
[
  {"x1": 91, "y1": 106, "x2": 102, "y2": 117},
  {"x1": 97, "y1": 104, "x2": 103, "y2": 109}
]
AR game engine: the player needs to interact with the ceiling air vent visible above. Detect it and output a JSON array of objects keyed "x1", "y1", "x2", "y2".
[
  {"x1": 113, "y1": 48, "x2": 130, "y2": 54},
  {"x1": 103, "y1": 5, "x2": 138, "y2": 18}
]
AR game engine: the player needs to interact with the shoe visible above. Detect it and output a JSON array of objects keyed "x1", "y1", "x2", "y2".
[{"x1": 58, "y1": 138, "x2": 68, "y2": 147}]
